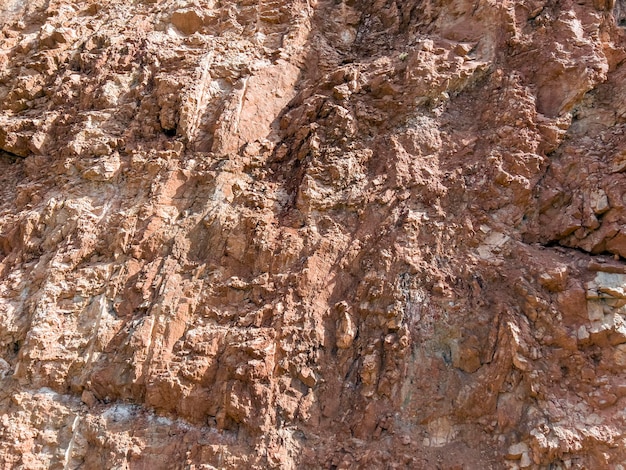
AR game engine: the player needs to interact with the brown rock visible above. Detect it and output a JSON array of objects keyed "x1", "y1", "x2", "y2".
[
  {"x1": 171, "y1": 9, "x2": 204, "y2": 35},
  {"x1": 1, "y1": 0, "x2": 626, "y2": 468}
]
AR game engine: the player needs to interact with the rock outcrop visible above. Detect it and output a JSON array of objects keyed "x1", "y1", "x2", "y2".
[{"x1": 1, "y1": 0, "x2": 626, "y2": 468}]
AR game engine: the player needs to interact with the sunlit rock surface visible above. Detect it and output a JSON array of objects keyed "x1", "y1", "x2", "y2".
[{"x1": 1, "y1": 0, "x2": 626, "y2": 468}]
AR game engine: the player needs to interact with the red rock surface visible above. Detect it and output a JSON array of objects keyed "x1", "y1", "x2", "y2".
[{"x1": 1, "y1": 0, "x2": 626, "y2": 468}]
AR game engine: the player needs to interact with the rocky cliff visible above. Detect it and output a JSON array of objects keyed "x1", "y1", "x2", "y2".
[{"x1": 1, "y1": 0, "x2": 626, "y2": 468}]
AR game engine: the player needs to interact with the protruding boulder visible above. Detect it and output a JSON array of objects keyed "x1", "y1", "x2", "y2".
[{"x1": 171, "y1": 9, "x2": 204, "y2": 35}]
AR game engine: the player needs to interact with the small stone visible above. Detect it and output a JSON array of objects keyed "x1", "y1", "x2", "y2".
[
  {"x1": 332, "y1": 84, "x2": 351, "y2": 101},
  {"x1": 299, "y1": 367, "x2": 317, "y2": 388},
  {"x1": 577, "y1": 325, "x2": 589, "y2": 341},
  {"x1": 81, "y1": 390, "x2": 97, "y2": 408},
  {"x1": 520, "y1": 452, "x2": 532, "y2": 468},
  {"x1": 40, "y1": 25, "x2": 76, "y2": 48},
  {"x1": 419, "y1": 39, "x2": 434, "y2": 51},
  {"x1": 0, "y1": 358, "x2": 10, "y2": 378},
  {"x1": 336, "y1": 305, "x2": 356, "y2": 349},
  {"x1": 609, "y1": 150, "x2": 626, "y2": 173},
  {"x1": 590, "y1": 189, "x2": 609, "y2": 214},
  {"x1": 594, "y1": 391, "x2": 617, "y2": 408},
  {"x1": 454, "y1": 43, "x2": 473, "y2": 56},
  {"x1": 538, "y1": 266, "x2": 568, "y2": 292},
  {"x1": 506, "y1": 442, "x2": 528, "y2": 460},
  {"x1": 586, "y1": 281, "x2": 600, "y2": 299}
]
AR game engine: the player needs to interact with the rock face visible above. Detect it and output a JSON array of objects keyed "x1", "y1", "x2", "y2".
[{"x1": 0, "y1": 0, "x2": 626, "y2": 468}]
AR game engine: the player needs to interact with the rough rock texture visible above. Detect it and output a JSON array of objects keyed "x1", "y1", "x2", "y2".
[{"x1": 1, "y1": 0, "x2": 626, "y2": 468}]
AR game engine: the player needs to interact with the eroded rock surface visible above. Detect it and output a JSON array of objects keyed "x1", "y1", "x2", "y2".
[{"x1": 1, "y1": 0, "x2": 626, "y2": 468}]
